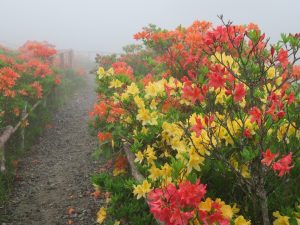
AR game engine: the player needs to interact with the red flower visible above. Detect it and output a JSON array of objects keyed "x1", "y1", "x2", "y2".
[
  {"x1": 272, "y1": 153, "x2": 293, "y2": 177},
  {"x1": 191, "y1": 117, "x2": 204, "y2": 137},
  {"x1": 233, "y1": 83, "x2": 246, "y2": 102},
  {"x1": 141, "y1": 73, "x2": 153, "y2": 86},
  {"x1": 148, "y1": 184, "x2": 177, "y2": 224},
  {"x1": 169, "y1": 208, "x2": 193, "y2": 225},
  {"x1": 261, "y1": 149, "x2": 279, "y2": 166},
  {"x1": 148, "y1": 180, "x2": 207, "y2": 225},
  {"x1": 249, "y1": 107, "x2": 262, "y2": 125},
  {"x1": 243, "y1": 129, "x2": 252, "y2": 138},
  {"x1": 265, "y1": 103, "x2": 277, "y2": 121},
  {"x1": 286, "y1": 92, "x2": 295, "y2": 105},
  {"x1": 277, "y1": 110, "x2": 285, "y2": 119},
  {"x1": 207, "y1": 72, "x2": 225, "y2": 89},
  {"x1": 277, "y1": 48, "x2": 288, "y2": 67},
  {"x1": 182, "y1": 82, "x2": 205, "y2": 103},
  {"x1": 177, "y1": 180, "x2": 207, "y2": 207}
]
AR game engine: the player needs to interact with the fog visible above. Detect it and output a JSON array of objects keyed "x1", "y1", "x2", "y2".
[{"x1": 0, "y1": 0, "x2": 299, "y2": 54}]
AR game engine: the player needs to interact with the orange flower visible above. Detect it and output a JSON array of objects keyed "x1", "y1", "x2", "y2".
[
  {"x1": 97, "y1": 132, "x2": 112, "y2": 143},
  {"x1": 113, "y1": 155, "x2": 128, "y2": 176},
  {"x1": 30, "y1": 81, "x2": 43, "y2": 98},
  {"x1": 19, "y1": 41, "x2": 57, "y2": 60},
  {"x1": 0, "y1": 67, "x2": 20, "y2": 96},
  {"x1": 18, "y1": 89, "x2": 28, "y2": 96},
  {"x1": 13, "y1": 107, "x2": 20, "y2": 117},
  {"x1": 261, "y1": 149, "x2": 279, "y2": 166},
  {"x1": 90, "y1": 102, "x2": 107, "y2": 117},
  {"x1": 54, "y1": 75, "x2": 61, "y2": 85}
]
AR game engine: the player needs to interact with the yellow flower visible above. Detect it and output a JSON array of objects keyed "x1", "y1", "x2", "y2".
[
  {"x1": 96, "y1": 207, "x2": 107, "y2": 224},
  {"x1": 136, "y1": 108, "x2": 158, "y2": 125},
  {"x1": 161, "y1": 163, "x2": 172, "y2": 178},
  {"x1": 144, "y1": 145, "x2": 157, "y2": 164},
  {"x1": 133, "y1": 180, "x2": 152, "y2": 199},
  {"x1": 241, "y1": 165, "x2": 251, "y2": 178},
  {"x1": 137, "y1": 108, "x2": 151, "y2": 124},
  {"x1": 120, "y1": 92, "x2": 129, "y2": 101},
  {"x1": 126, "y1": 83, "x2": 140, "y2": 96},
  {"x1": 229, "y1": 157, "x2": 239, "y2": 170},
  {"x1": 109, "y1": 79, "x2": 123, "y2": 88},
  {"x1": 141, "y1": 127, "x2": 148, "y2": 134},
  {"x1": 277, "y1": 123, "x2": 296, "y2": 142},
  {"x1": 273, "y1": 211, "x2": 290, "y2": 225},
  {"x1": 150, "y1": 99, "x2": 158, "y2": 110},
  {"x1": 276, "y1": 77, "x2": 283, "y2": 86},
  {"x1": 215, "y1": 88, "x2": 228, "y2": 105},
  {"x1": 232, "y1": 204, "x2": 240, "y2": 214},
  {"x1": 239, "y1": 98, "x2": 246, "y2": 108},
  {"x1": 134, "y1": 151, "x2": 144, "y2": 163},
  {"x1": 148, "y1": 165, "x2": 161, "y2": 181},
  {"x1": 234, "y1": 216, "x2": 251, "y2": 225},
  {"x1": 212, "y1": 53, "x2": 240, "y2": 75},
  {"x1": 107, "y1": 67, "x2": 114, "y2": 76},
  {"x1": 267, "y1": 67, "x2": 276, "y2": 79},
  {"x1": 145, "y1": 82, "x2": 158, "y2": 98},
  {"x1": 114, "y1": 221, "x2": 120, "y2": 225},
  {"x1": 113, "y1": 168, "x2": 125, "y2": 176},
  {"x1": 97, "y1": 67, "x2": 106, "y2": 79},
  {"x1": 221, "y1": 204, "x2": 234, "y2": 219},
  {"x1": 199, "y1": 198, "x2": 212, "y2": 212},
  {"x1": 134, "y1": 96, "x2": 145, "y2": 109},
  {"x1": 145, "y1": 80, "x2": 165, "y2": 99},
  {"x1": 187, "y1": 147, "x2": 204, "y2": 173}
]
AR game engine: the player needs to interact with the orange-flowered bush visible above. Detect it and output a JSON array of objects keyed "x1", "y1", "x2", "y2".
[{"x1": 0, "y1": 41, "x2": 61, "y2": 128}]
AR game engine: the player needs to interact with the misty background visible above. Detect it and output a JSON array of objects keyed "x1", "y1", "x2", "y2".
[{"x1": 0, "y1": 0, "x2": 299, "y2": 55}]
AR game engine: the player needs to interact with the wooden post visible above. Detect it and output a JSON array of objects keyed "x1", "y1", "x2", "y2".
[
  {"x1": 122, "y1": 140, "x2": 164, "y2": 225},
  {"x1": 0, "y1": 126, "x2": 14, "y2": 173},
  {"x1": 68, "y1": 50, "x2": 73, "y2": 69},
  {"x1": 0, "y1": 145, "x2": 5, "y2": 173},
  {"x1": 20, "y1": 103, "x2": 28, "y2": 151},
  {"x1": 59, "y1": 52, "x2": 65, "y2": 69},
  {"x1": 122, "y1": 141, "x2": 144, "y2": 182}
]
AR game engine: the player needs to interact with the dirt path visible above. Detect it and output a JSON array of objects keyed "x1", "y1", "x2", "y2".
[{"x1": 6, "y1": 74, "x2": 99, "y2": 225}]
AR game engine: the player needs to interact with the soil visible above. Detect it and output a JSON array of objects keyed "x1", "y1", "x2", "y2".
[{"x1": 4, "y1": 74, "x2": 101, "y2": 225}]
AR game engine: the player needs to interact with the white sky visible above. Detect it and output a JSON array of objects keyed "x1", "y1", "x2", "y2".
[{"x1": 0, "y1": 0, "x2": 299, "y2": 53}]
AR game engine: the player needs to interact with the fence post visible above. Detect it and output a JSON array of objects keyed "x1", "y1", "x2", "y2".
[
  {"x1": 59, "y1": 52, "x2": 65, "y2": 69},
  {"x1": 68, "y1": 50, "x2": 73, "y2": 69},
  {"x1": 0, "y1": 145, "x2": 5, "y2": 173},
  {"x1": 20, "y1": 103, "x2": 28, "y2": 151},
  {"x1": 0, "y1": 126, "x2": 14, "y2": 173}
]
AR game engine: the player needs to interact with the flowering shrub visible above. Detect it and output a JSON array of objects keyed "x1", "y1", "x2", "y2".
[
  {"x1": 91, "y1": 18, "x2": 300, "y2": 225},
  {"x1": 0, "y1": 41, "x2": 61, "y2": 129}
]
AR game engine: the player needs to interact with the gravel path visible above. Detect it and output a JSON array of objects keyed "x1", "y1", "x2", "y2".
[{"x1": 5, "y1": 74, "x2": 99, "y2": 225}]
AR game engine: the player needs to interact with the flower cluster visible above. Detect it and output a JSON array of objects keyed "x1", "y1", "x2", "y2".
[
  {"x1": 261, "y1": 149, "x2": 293, "y2": 177},
  {"x1": 91, "y1": 19, "x2": 300, "y2": 224},
  {"x1": 0, "y1": 41, "x2": 61, "y2": 128}
]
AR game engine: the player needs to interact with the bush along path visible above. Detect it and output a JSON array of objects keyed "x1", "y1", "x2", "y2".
[
  {"x1": 5, "y1": 74, "x2": 100, "y2": 225},
  {"x1": 90, "y1": 19, "x2": 300, "y2": 225}
]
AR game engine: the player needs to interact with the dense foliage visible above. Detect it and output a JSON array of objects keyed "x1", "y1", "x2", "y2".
[
  {"x1": 0, "y1": 41, "x2": 61, "y2": 129},
  {"x1": 91, "y1": 18, "x2": 300, "y2": 225}
]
